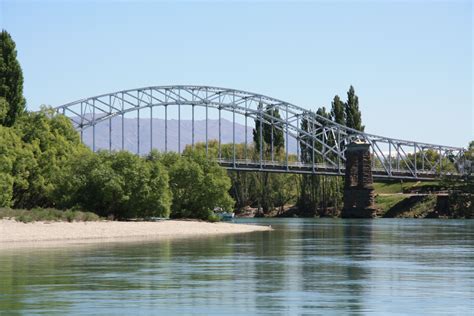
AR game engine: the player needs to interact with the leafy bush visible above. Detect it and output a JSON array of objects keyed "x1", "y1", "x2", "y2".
[
  {"x1": 158, "y1": 151, "x2": 234, "y2": 220},
  {"x1": 55, "y1": 151, "x2": 172, "y2": 220}
]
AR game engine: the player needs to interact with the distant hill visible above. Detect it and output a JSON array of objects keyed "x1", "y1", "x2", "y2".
[{"x1": 81, "y1": 117, "x2": 298, "y2": 154}]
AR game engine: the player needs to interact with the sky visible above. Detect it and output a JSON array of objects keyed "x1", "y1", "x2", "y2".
[{"x1": 0, "y1": 0, "x2": 472, "y2": 147}]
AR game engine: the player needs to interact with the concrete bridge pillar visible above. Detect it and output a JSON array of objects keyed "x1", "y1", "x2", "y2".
[{"x1": 341, "y1": 142, "x2": 377, "y2": 218}]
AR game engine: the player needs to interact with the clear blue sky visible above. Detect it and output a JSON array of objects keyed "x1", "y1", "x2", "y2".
[{"x1": 1, "y1": 0, "x2": 472, "y2": 147}]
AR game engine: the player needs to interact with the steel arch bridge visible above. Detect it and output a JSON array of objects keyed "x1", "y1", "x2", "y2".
[{"x1": 54, "y1": 85, "x2": 468, "y2": 181}]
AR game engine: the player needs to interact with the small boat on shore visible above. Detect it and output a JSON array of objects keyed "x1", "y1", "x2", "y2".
[{"x1": 218, "y1": 212, "x2": 235, "y2": 221}]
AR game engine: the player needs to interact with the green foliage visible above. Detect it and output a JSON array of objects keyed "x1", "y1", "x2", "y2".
[
  {"x1": 263, "y1": 106, "x2": 285, "y2": 155},
  {"x1": 295, "y1": 86, "x2": 366, "y2": 215},
  {"x1": 299, "y1": 115, "x2": 312, "y2": 163},
  {"x1": 253, "y1": 103, "x2": 285, "y2": 159},
  {"x1": 448, "y1": 192, "x2": 473, "y2": 218},
  {"x1": 331, "y1": 95, "x2": 345, "y2": 125},
  {"x1": 164, "y1": 151, "x2": 234, "y2": 220},
  {"x1": 345, "y1": 85, "x2": 364, "y2": 132},
  {"x1": 0, "y1": 30, "x2": 26, "y2": 126},
  {"x1": 0, "y1": 97, "x2": 8, "y2": 123},
  {"x1": 468, "y1": 141, "x2": 474, "y2": 153},
  {"x1": 0, "y1": 124, "x2": 33, "y2": 207},
  {"x1": 12, "y1": 108, "x2": 88, "y2": 208},
  {"x1": 402, "y1": 148, "x2": 457, "y2": 175},
  {"x1": 0, "y1": 207, "x2": 101, "y2": 223},
  {"x1": 56, "y1": 151, "x2": 172, "y2": 220},
  {"x1": 183, "y1": 138, "x2": 300, "y2": 215}
]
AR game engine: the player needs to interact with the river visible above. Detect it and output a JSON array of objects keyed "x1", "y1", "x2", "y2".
[{"x1": 1, "y1": 219, "x2": 473, "y2": 315}]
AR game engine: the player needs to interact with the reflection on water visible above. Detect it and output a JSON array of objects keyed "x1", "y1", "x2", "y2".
[{"x1": 0, "y1": 219, "x2": 473, "y2": 314}]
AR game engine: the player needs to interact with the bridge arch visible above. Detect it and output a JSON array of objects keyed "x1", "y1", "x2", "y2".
[{"x1": 55, "y1": 85, "x2": 466, "y2": 180}]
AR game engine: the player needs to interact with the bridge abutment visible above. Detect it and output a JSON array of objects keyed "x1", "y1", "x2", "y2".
[{"x1": 341, "y1": 142, "x2": 377, "y2": 218}]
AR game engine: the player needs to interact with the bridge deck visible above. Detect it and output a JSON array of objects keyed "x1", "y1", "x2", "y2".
[{"x1": 217, "y1": 159, "x2": 460, "y2": 181}]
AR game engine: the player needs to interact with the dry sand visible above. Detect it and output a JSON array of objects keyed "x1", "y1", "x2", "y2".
[{"x1": 0, "y1": 219, "x2": 271, "y2": 249}]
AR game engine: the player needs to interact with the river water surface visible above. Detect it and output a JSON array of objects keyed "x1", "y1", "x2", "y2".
[{"x1": 1, "y1": 219, "x2": 473, "y2": 315}]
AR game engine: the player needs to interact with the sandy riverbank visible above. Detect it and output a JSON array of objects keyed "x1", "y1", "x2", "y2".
[{"x1": 0, "y1": 219, "x2": 271, "y2": 249}]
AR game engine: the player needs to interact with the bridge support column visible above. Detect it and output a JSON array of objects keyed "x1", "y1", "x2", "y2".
[{"x1": 341, "y1": 142, "x2": 377, "y2": 218}]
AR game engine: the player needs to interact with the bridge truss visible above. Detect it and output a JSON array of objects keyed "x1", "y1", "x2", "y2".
[{"x1": 54, "y1": 85, "x2": 468, "y2": 180}]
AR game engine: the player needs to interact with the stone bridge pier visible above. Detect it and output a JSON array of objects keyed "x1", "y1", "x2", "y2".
[{"x1": 341, "y1": 142, "x2": 377, "y2": 218}]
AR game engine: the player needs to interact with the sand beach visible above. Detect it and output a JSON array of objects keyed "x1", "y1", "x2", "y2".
[{"x1": 0, "y1": 219, "x2": 271, "y2": 249}]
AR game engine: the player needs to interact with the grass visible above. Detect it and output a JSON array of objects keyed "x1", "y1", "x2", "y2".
[
  {"x1": 0, "y1": 208, "x2": 102, "y2": 223},
  {"x1": 376, "y1": 194, "x2": 438, "y2": 218},
  {"x1": 406, "y1": 195, "x2": 437, "y2": 218},
  {"x1": 375, "y1": 195, "x2": 407, "y2": 213},
  {"x1": 373, "y1": 180, "x2": 441, "y2": 194}
]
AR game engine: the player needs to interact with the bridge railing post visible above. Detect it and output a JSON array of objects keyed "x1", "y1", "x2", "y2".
[
  {"x1": 233, "y1": 92, "x2": 236, "y2": 168},
  {"x1": 296, "y1": 114, "x2": 300, "y2": 163},
  {"x1": 137, "y1": 92, "x2": 140, "y2": 155},
  {"x1": 109, "y1": 95, "x2": 112, "y2": 152},
  {"x1": 259, "y1": 100, "x2": 263, "y2": 169},
  {"x1": 244, "y1": 104, "x2": 248, "y2": 161},
  {"x1": 439, "y1": 147, "x2": 442, "y2": 177},
  {"x1": 388, "y1": 141, "x2": 392, "y2": 176},
  {"x1": 150, "y1": 90, "x2": 153, "y2": 153},
  {"x1": 311, "y1": 116, "x2": 315, "y2": 174},
  {"x1": 286, "y1": 104, "x2": 289, "y2": 171},
  {"x1": 92, "y1": 99, "x2": 96, "y2": 152},
  {"x1": 414, "y1": 143, "x2": 417, "y2": 178},
  {"x1": 164, "y1": 104, "x2": 168, "y2": 153}
]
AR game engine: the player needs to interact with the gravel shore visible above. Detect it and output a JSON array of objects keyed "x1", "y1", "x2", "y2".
[{"x1": 0, "y1": 219, "x2": 271, "y2": 249}]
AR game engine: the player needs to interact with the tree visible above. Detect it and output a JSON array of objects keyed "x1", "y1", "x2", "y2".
[
  {"x1": 56, "y1": 151, "x2": 172, "y2": 219},
  {"x1": 345, "y1": 85, "x2": 364, "y2": 132},
  {"x1": 253, "y1": 103, "x2": 285, "y2": 159},
  {"x1": 331, "y1": 95, "x2": 345, "y2": 125},
  {"x1": 0, "y1": 97, "x2": 8, "y2": 124},
  {"x1": 297, "y1": 107, "x2": 343, "y2": 216},
  {"x1": 0, "y1": 125, "x2": 33, "y2": 207},
  {"x1": 263, "y1": 106, "x2": 284, "y2": 156},
  {"x1": 165, "y1": 151, "x2": 234, "y2": 220},
  {"x1": 13, "y1": 107, "x2": 88, "y2": 208},
  {"x1": 0, "y1": 30, "x2": 26, "y2": 126},
  {"x1": 253, "y1": 102, "x2": 264, "y2": 155}
]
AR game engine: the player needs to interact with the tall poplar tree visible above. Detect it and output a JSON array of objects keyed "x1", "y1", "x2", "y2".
[
  {"x1": 253, "y1": 103, "x2": 284, "y2": 157},
  {"x1": 263, "y1": 106, "x2": 284, "y2": 155},
  {"x1": 330, "y1": 95, "x2": 345, "y2": 125},
  {"x1": 345, "y1": 85, "x2": 364, "y2": 132},
  {"x1": 0, "y1": 30, "x2": 26, "y2": 126},
  {"x1": 253, "y1": 102, "x2": 264, "y2": 155}
]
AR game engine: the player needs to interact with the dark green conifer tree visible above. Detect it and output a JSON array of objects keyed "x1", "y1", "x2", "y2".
[
  {"x1": 0, "y1": 30, "x2": 26, "y2": 126},
  {"x1": 330, "y1": 95, "x2": 345, "y2": 125},
  {"x1": 345, "y1": 85, "x2": 364, "y2": 132}
]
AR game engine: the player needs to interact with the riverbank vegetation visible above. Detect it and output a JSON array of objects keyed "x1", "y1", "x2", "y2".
[{"x1": 0, "y1": 208, "x2": 101, "y2": 223}]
